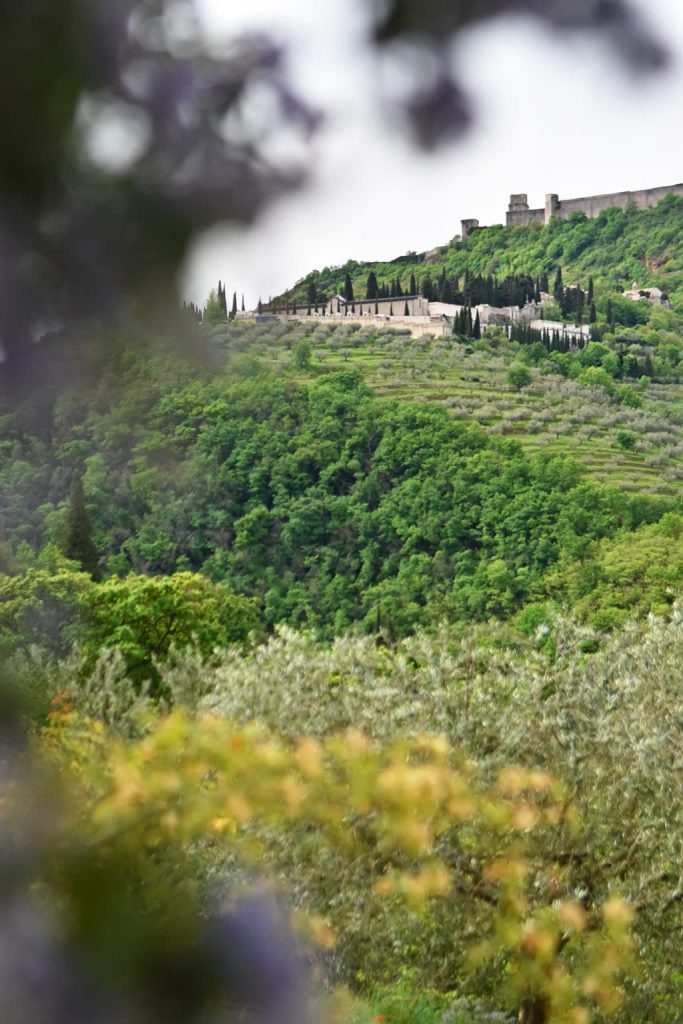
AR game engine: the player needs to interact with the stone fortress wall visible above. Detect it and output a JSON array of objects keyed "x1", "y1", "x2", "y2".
[{"x1": 461, "y1": 182, "x2": 683, "y2": 239}]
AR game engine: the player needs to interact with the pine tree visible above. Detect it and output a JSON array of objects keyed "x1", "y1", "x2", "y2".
[
  {"x1": 61, "y1": 473, "x2": 100, "y2": 579},
  {"x1": 344, "y1": 273, "x2": 354, "y2": 302}
]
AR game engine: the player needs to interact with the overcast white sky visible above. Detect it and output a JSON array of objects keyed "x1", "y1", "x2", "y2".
[{"x1": 183, "y1": 0, "x2": 683, "y2": 307}]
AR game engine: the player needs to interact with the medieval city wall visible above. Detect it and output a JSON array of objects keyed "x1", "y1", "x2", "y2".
[
  {"x1": 503, "y1": 183, "x2": 683, "y2": 228},
  {"x1": 555, "y1": 183, "x2": 683, "y2": 220},
  {"x1": 506, "y1": 207, "x2": 544, "y2": 227}
]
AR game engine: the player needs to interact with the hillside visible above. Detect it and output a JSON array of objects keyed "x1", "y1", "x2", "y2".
[
  {"x1": 276, "y1": 196, "x2": 683, "y2": 319},
  {"x1": 6, "y1": 203, "x2": 683, "y2": 1024},
  {"x1": 3, "y1": 315, "x2": 682, "y2": 640}
]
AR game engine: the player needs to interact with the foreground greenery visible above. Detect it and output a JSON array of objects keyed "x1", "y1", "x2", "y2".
[{"x1": 11, "y1": 607, "x2": 682, "y2": 1023}]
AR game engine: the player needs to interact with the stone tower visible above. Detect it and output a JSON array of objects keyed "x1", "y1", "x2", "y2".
[
  {"x1": 461, "y1": 219, "x2": 479, "y2": 242},
  {"x1": 545, "y1": 193, "x2": 560, "y2": 223}
]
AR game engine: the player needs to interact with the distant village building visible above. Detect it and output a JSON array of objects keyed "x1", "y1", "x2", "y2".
[
  {"x1": 622, "y1": 282, "x2": 669, "y2": 306},
  {"x1": 263, "y1": 294, "x2": 590, "y2": 346},
  {"x1": 269, "y1": 295, "x2": 430, "y2": 318}
]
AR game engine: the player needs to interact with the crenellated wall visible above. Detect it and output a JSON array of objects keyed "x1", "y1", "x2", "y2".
[{"x1": 504, "y1": 183, "x2": 683, "y2": 227}]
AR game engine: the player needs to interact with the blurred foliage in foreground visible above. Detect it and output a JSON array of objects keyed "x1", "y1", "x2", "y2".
[{"x1": 5, "y1": 607, "x2": 682, "y2": 1021}]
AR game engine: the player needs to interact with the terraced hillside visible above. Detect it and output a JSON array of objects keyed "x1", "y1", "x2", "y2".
[{"x1": 223, "y1": 319, "x2": 683, "y2": 496}]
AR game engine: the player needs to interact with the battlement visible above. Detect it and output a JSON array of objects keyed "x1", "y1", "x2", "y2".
[{"x1": 504, "y1": 183, "x2": 683, "y2": 227}]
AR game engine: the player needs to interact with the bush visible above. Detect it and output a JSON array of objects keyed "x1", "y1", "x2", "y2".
[
  {"x1": 507, "y1": 365, "x2": 532, "y2": 390},
  {"x1": 615, "y1": 430, "x2": 637, "y2": 451}
]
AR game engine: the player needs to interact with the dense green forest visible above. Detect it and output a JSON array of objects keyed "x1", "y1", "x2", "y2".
[
  {"x1": 6, "y1": 200, "x2": 683, "y2": 1024},
  {"x1": 2, "y1": 324, "x2": 680, "y2": 646}
]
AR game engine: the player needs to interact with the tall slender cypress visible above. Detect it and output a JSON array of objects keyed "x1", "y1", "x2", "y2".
[
  {"x1": 61, "y1": 473, "x2": 100, "y2": 579},
  {"x1": 553, "y1": 267, "x2": 564, "y2": 304}
]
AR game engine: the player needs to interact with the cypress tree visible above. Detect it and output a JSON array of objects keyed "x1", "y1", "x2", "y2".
[
  {"x1": 389, "y1": 304, "x2": 394, "y2": 317},
  {"x1": 375, "y1": 301, "x2": 379, "y2": 315},
  {"x1": 366, "y1": 271, "x2": 378, "y2": 300},
  {"x1": 344, "y1": 273, "x2": 354, "y2": 302},
  {"x1": 61, "y1": 474, "x2": 100, "y2": 579},
  {"x1": 230, "y1": 292, "x2": 238, "y2": 320},
  {"x1": 553, "y1": 267, "x2": 564, "y2": 304},
  {"x1": 607, "y1": 299, "x2": 614, "y2": 326},
  {"x1": 218, "y1": 281, "x2": 228, "y2": 316},
  {"x1": 473, "y1": 311, "x2": 481, "y2": 340},
  {"x1": 589, "y1": 302, "x2": 597, "y2": 324},
  {"x1": 576, "y1": 288, "x2": 585, "y2": 325},
  {"x1": 404, "y1": 301, "x2": 410, "y2": 316},
  {"x1": 409, "y1": 272, "x2": 417, "y2": 296},
  {"x1": 241, "y1": 294, "x2": 245, "y2": 312},
  {"x1": 587, "y1": 277, "x2": 594, "y2": 304},
  {"x1": 257, "y1": 298, "x2": 263, "y2": 315}
]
